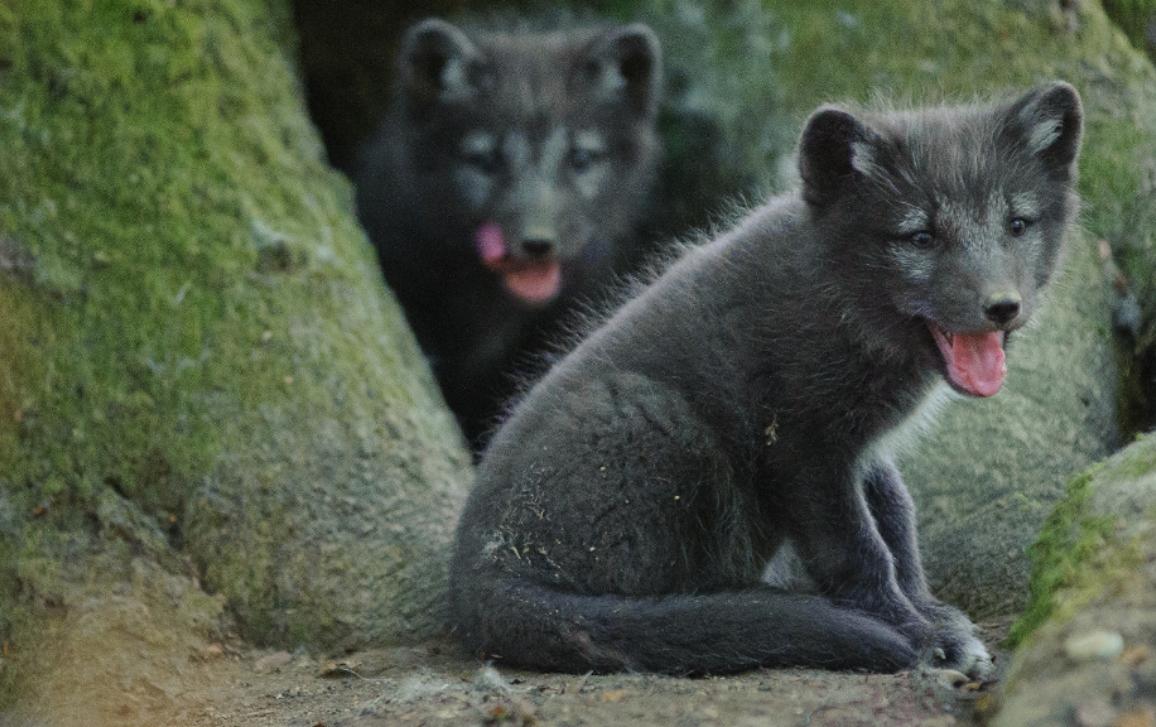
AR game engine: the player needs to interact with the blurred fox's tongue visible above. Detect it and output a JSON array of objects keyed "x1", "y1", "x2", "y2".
[
  {"x1": 502, "y1": 264, "x2": 561, "y2": 304},
  {"x1": 931, "y1": 326, "x2": 1007, "y2": 397},
  {"x1": 474, "y1": 222, "x2": 561, "y2": 305},
  {"x1": 475, "y1": 222, "x2": 507, "y2": 266}
]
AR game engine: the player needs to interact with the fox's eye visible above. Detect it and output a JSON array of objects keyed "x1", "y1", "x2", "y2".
[
  {"x1": 908, "y1": 230, "x2": 935, "y2": 248},
  {"x1": 1009, "y1": 218, "x2": 1029, "y2": 237},
  {"x1": 569, "y1": 147, "x2": 601, "y2": 174}
]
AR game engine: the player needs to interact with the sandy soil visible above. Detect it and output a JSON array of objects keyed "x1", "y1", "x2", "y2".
[
  {"x1": 0, "y1": 619, "x2": 1009, "y2": 727},
  {"x1": 169, "y1": 621, "x2": 1010, "y2": 727}
]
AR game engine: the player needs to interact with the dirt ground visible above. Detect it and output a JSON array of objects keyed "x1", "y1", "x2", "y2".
[
  {"x1": 0, "y1": 620, "x2": 1010, "y2": 727},
  {"x1": 155, "y1": 619, "x2": 1010, "y2": 727}
]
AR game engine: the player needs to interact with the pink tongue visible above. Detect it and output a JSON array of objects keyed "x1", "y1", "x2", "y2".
[
  {"x1": 473, "y1": 222, "x2": 562, "y2": 305},
  {"x1": 503, "y1": 262, "x2": 562, "y2": 304},
  {"x1": 946, "y1": 332, "x2": 1007, "y2": 397}
]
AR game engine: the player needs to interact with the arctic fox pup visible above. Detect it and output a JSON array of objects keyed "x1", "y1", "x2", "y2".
[{"x1": 450, "y1": 82, "x2": 1082, "y2": 676}]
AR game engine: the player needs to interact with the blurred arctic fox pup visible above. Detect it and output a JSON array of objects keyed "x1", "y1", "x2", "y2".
[{"x1": 356, "y1": 18, "x2": 662, "y2": 447}]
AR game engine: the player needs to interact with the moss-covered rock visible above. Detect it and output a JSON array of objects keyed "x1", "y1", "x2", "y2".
[
  {"x1": 0, "y1": 0, "x2": 470, "y2": 716},
  {"x1": 994, "y1": 434, "x2": 1156, "y2": 726},
  {"x1": 1104, "y1": 0, "x2": 1156, "y2": 59}
]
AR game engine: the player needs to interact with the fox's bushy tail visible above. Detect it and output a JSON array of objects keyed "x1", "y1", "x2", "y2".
[{"x1": 452, "y1": 578, "x2": 915, "y2": 675}]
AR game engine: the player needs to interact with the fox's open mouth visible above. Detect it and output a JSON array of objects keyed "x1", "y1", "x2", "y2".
[
  {"x1": 474, "y1": 222, "x2": 562, "y2": 305},
  {"x1": 927, "y1": 322, "x2": 1008, "y2": 398}
]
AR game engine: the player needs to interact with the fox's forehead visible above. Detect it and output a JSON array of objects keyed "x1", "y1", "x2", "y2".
[
  {"x1": 911, "y1": 109, "x2": 1036, "y2": 174},
  {"x1": 855, "y1": 110, "x2": 1054, "y2": 209},
  {"x1": 470, "y1": 32, "x2": 597, "y2": 113},
  {"x1": 465, "y1": 29, "x2": 641, "y2": 128},
  {"x1": 459, "y1": 81, "x2": 603, "y2": 142}
]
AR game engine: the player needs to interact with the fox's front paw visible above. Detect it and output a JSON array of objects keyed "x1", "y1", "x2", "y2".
[
  {"x1": 924, "y1": 628, "x2": 993, "y2": 680},
  {"x1": 917, "y1": 601, "x2": 994, "y2": 680}
]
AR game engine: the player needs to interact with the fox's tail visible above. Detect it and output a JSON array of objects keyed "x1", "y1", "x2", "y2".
[{"x1": 451, "y1": 577, "x2": 915, "y2": 675}]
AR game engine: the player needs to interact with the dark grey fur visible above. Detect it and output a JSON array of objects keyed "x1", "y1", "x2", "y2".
[
  {"x1": 355, "y1": 18, "x2": 661, "y2": 447},
  {"x1": 449, "y1": 83, "x2": 1083, "y2": 675}
]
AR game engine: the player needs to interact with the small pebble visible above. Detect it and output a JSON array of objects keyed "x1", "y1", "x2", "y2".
[
  {"x1": 1074, "y1": 699, "x2": 1115, "y2": 727},
  {"x1": 473, "y1": 664, "x2": 511, "y2": 694},
  {"x1": 254, "y1": 650, "x2": 294, "y2": 673},
  {"x1": 1121, "y1": 644, "x2": 1151, "y2": 667},
  {"x1": 1064, "y1": 630, "x2": 1124, "y2": 662}
]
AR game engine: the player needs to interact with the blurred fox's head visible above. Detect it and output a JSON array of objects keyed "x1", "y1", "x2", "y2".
[{"x1": 390, "y1": 18, "x2": 662, "y2": 305}]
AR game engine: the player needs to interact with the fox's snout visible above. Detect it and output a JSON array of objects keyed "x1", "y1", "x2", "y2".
[
  {"x1": 982, "y1": 290, "x2": 1022, "y2": 327},
  {"x1": 516, "y1": 227, "x2": 559, "y2": 261}
]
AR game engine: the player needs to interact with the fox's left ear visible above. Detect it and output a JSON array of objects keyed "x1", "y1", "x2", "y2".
[
  {"x1": 576, "y1": 24, "x2": 662, "y2": 117},
  {"x1": 1006, "y1": 81, "x2": 1083, "y2": 178}
]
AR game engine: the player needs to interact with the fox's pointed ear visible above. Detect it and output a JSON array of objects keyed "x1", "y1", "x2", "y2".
[
  {"x1": 1005, "y1": 81, "x2": 1083, "y2": 178},
  {"x1": 399, "y1": 19, "x2": 489, "y2": 104},
  {"x1": 798, "y1": 107, "x2": 883, "y2": 207},
  {"x1": 576, "y1": 24, "x2": 662, "y2": 117}
]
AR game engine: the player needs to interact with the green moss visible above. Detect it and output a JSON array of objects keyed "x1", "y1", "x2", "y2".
[
  {"x1": 0, "y1": 0, "x2": 469, "y2": 704},
  {"x1": 1103, "y1": 0, "x2": 1156, "y2": 58},
  {"x1": 1109, "y1": 431, "x2": 1156, "y2": 479},
  {"x1": 0, "y1": 516, "x2": 230, "y2": 717},
  {"x1": 1008, "y1": 434, "x2": 1156, "y2": 645},
  {"x1": 1, "y1": 0, "x2": 298, "y2": 512},
  {"x1": 1006, "y1": 469, "x2": 1113, "y2": 645}
]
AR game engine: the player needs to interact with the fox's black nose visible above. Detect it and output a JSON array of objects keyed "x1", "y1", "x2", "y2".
[
  {"x1": 984, "y1": 292, "x2": 1021, "y2": 325},
  {"x1": 521, "y1": 238, "x2": 556, "y2": 259}
]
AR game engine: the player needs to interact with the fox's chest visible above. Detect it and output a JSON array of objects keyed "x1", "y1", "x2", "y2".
[
  {"x1": 857, "y1": 380, "x2": 952, "y2": 471},
  {"x1": 755, "y1": 371, "x2": 947, "y2": 476}
]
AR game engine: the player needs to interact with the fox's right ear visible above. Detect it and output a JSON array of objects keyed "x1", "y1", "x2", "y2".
[
  {"x1": 798, "y1": 107, "x2": 883, "y2": 207},
  {"x1": 577, "y1": 24, "x2": 662, "y2": 117},
  {"x1": 399, "y1": 19, "x2": 488, "y2": 103}
]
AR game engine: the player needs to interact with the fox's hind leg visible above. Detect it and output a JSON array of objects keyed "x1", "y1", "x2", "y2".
[{"x1": 863, "y1": 462, "x2": 995, "y2": 680}]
